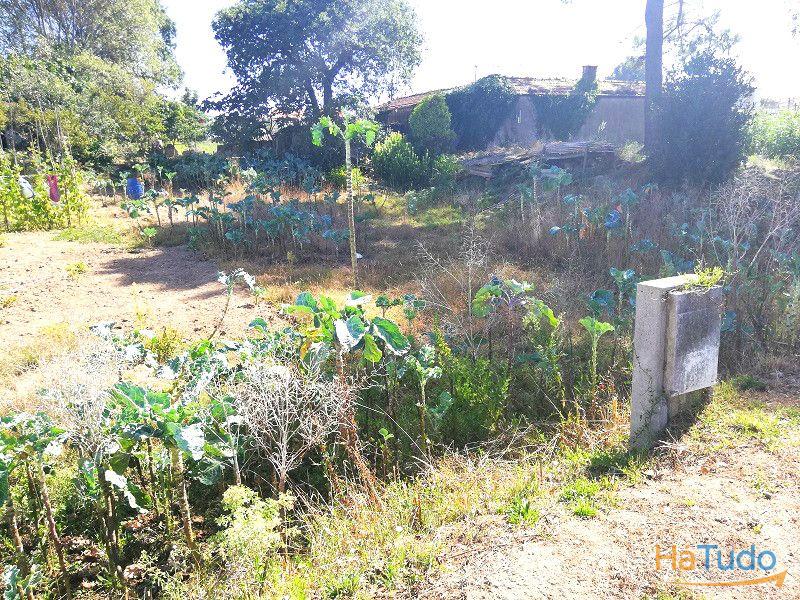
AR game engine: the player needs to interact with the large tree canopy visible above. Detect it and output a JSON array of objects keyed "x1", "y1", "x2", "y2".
[
  {"x1": 0, "y1": 0, "x2": 181, "y2": 86},
  {"x1": 0, "y1": 0, "x2": 205, "y2": 168},
  {"x1": 211, "y1": 0, "x2": 422, "y2": 136}
]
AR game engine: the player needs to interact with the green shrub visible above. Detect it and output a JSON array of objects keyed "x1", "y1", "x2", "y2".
[
  {"x1": 212, "y1": 486, "x2": 289, "y2": 588},
  {"x1": 326, "y1": 165, "x2": 363, "y2": 190},
  {"x1": 409, "y1": 94, "x2": 456, "y2": 156},
  {"x1": 651, "y1": 50, "x2": 754, "y2": 187},
  {"x1": 430, "y1": 153, "x2": 461, "y2": 189},
  {"x1": 371, "y1": 132, "x2": 431, "y2": 191},
  {"x1": 163, "y1": 150, "x2": 229, "y2": 191},
  {"x1": 749, "y1": 110, "x2": 800, "y2": 158},
  {"x1": 434, "y1": 337, "x2": 510, "y2": 446}
]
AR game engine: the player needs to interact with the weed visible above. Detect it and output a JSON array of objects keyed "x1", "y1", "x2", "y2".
[
  {"x1": 143, "y1": 327, "x2": 184, "y2": 364},
  {"x1": 684, "y1": 266, "x2": 725, "y2": 290},
  {"x1": 0, "y1": 294, "x2": 18, "y2": 309},
  {"x1": 690, "y1": 383, "x2": 793, "y2": 451},
  {"x1": 505, "y1": 495, "x2": 541, "y2": 526},
  {"x1": 749, "y1": 469, "x2": 777, "y2": 499},
  {"x1": 324, "y1": 573, "x2": 361, "y2": 599},
  {"x1": 649, "y1": 588, "x2": 705, "y2": 600},
  {"x1": 65, "y1": 261, "x2": 88, "y2": 278},
  {"x1": 415, "y1": 204, "x2": 464, "y2": 228},
  {"x1": 586, "y1": 448, "x2": 649, "y2": 485},
  {"x1": 559, "y1": 477, "x2": 601, "y2": 503},
  {"x1": 570, "y1": 498, "x2": 598, "y2": 518}
]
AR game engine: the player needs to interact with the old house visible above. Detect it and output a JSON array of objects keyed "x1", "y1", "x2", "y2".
[{"x1": 377, "y1": 66, "x2": 645, "y2": 150}]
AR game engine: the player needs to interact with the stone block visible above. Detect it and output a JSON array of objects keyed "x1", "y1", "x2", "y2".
[
  {"x1": 664, "y1": 287, "x2": 723, "y2": 397},
  {"x1": 630, "y1": 275, "x2": 722, "y2": 449}
]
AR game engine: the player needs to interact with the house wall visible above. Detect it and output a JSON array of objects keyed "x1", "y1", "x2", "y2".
[{"x1": 492, "y1": 95, "x2": 645, "y2": 148}]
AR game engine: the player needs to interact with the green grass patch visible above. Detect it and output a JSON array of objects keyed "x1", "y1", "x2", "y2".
[
  {"x1": 570, "y1": 498, "x2": 598, "y2": 518},
  {"x1": 729, "y1": 374, "x2": 768, "y2": 392},
  {"x1": 55, "y1": 223, "x2": 123, "y2": 245},
  {"x1": 688, "y1": 382, "x2": 799, "y2": 451},
  {"x1": 414, "y1": 204, "x2": 464, "y2": 228},
  {"x1": 504, "y1": 495, "x2": 541, "y2": 526}
]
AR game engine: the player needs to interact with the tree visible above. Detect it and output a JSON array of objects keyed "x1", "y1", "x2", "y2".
[
  {"x1": 164, "y1": 98, "x2": 208, "y2": 147},
  {"x1": 211, "y1": 0, "x2": 422, "y2": 131},
  {"x1": 0, "y1": 0, "x2": 180, "y2": 86},
  {"x1": 644, "y1": 0, "x2": 664, "y2": 151},
  {"x1": 409, "y1": 94, "x2": 456, "y2": 156},
  {"x1": 311, "y1": 115, "x2": 379, "y2": 287},
  {"x1": 650, "y1": 50, "x2": 754, "y2": 187},
  {"x1": 0, "y1": 0, "x2": 186, "y2": 167},
  {"x1": 611, "y1": 55, "x2": 645, "y2": 82}
]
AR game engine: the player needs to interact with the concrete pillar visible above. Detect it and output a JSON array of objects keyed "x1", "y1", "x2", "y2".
[{"x1": 630, "y1": 275, "x2": 722, "y2": 449}]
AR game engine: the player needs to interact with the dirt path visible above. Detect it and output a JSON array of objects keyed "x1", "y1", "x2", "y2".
[
  {"x1": 415, "y1": 436, "x2": 800, "y2": 600},
  {"x1": 0, "y1": 231, "x2": 266, "y2": 347}
]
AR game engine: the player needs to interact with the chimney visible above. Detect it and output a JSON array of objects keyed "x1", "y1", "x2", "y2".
[{"x1": 582, "y1": 65, "x2": 598, "y2": 82}]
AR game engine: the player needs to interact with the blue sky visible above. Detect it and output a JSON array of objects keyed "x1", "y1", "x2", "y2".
[{"x1": 162, "y1": 0, "x2": 800, "y2": 102}]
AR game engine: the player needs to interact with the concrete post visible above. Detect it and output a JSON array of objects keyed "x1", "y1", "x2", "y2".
[{"x1": 630, "y1": 275, "x2": 722, "y2": 449}]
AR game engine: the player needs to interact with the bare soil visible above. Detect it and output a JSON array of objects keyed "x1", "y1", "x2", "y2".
[{"x1": 0, "y1": 231, "x2": 266, "y2": 348}]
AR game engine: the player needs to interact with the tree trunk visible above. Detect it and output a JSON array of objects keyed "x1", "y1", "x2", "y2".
[
  {"x1": 346, "y1": 138, "x2": 359, "y2": 289},
  {"x1": 644, "y1": 0, "x2": 664, "y2": 151}
]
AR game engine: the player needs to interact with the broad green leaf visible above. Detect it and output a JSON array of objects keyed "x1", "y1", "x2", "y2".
[
  {"x1": 175, "y1": 423, "x2": 205, "y2": 460},
  {"x1": 249, "y1": 318, "x2": 270, "y2": 333},
  {"x1": 429, "y1": 391, "x2": 453, "y2": 423},
  {"x1": 334, "y1": 316, "x2": 367, "y2": 351},
  {"x1": 372, "y1": 317, "x2": 410, "y2": 354},
  {"x1": 311, "y1": 125, "x2": 324, "y2": 147},
  {"x1": 579, "y1": 317, "x2": 615, "y2": 338},
  {"x1": 295, "y1": 291, "x2": 318, "y2": 312},
  {"x1": 362, "y1": 333, "x2": 383, "y2": 363},
  {"x1": 528, "y1": 299, "x2": 560, "y2": 329},
  {"x1": 104, "y1": 470, "x2": 149, "y2": 512},
  {"x1": 108, "y1": 452, "x2": 131, "y2": 475},
  {"x1": 346, "y1": 291, "x2": 372, "y2": 306},
  {"x1": 3, "y1": 565, "x2": 20, "y2": 600},
  {"x1": 195, "y1": 459, "x2": 224, "y2": 486}
]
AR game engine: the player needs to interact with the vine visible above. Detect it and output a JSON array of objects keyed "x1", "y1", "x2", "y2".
[
  {"x1": 446, "y1": 75, "x2": 517, "y2": 152},
  {"x1": 531, "y1": 74, "x2": 598, "y2": 141}
]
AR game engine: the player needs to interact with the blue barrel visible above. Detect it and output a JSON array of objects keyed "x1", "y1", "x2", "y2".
[{"x1": 126, "y1": 177, "x2": 144, "y2": 200}]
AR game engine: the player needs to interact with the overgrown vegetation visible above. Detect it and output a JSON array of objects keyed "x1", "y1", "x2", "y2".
[
  {"x1": 749, "y1": 109, "x2": 800, "y2": 159},
  {"x1": 445, "y1": 75, "x2": 517, "y2": 152},
  {"x1": 531, "y1": 71, "x2": 599, "y2": 140},
  {"x1": 651, "y1": 49, "x2": 754, "y2": 186},
  {"x1": 2, "y1": 2, "x2": 799, "y2": 598}
]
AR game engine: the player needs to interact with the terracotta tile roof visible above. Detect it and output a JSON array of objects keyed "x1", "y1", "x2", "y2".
[{"x1": 377, "y1": 76, "x2": 644, "y2": 113}]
